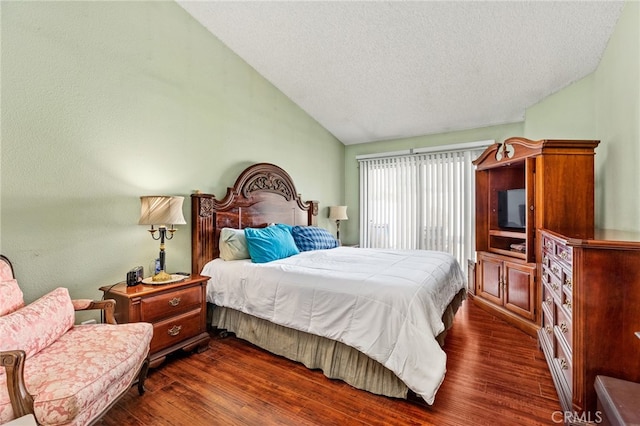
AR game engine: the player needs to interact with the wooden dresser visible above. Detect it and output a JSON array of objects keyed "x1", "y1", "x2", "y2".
[
  {"x1": 100, "y1": 275, "x2": 210, "y2": 368},
  {"x1": 538, "y1": 228, "x2": 640, "y2": 420}
]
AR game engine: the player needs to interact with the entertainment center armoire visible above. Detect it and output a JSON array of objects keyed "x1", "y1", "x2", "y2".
[{"x1": 471, "y1": 137, "x2": 640, "y2": 420}]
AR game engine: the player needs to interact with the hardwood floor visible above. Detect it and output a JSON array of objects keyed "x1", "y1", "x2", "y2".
[{"x1": 97, "y1": 300, "x2": 561, "y2": 426}]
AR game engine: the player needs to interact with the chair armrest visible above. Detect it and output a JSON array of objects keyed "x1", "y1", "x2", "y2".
[
  {"x1": 0, "y1": 350, "x2": 35, "y2": 419},
  {"x1": 72, "y1": 299, "x2": 117, "y2": 325}
]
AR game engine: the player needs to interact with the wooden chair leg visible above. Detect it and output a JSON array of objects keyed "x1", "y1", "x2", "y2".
[{"x1": 136, "y1": 357, "x2": 150, "y2": 396}]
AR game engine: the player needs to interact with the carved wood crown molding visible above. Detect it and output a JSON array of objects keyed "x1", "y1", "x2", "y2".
[
  {"x1": 199, "y1": 198, "x2": 215, "y2": 218},
  {"x1": 495, "y1": 142, "x2": 515, "y2": 161},
  {"x1": 474, "y1": 137, "x2": 601, "y2": 170},
  {"x1": 194, "y1": 163, "x2": 318, "y2": 218},
  {"x1": 243, "y1": 172, "x2": 293, "y2": 200}
]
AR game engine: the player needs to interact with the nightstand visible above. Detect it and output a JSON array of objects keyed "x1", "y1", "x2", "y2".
[{"x1": 100, "y1": 275, "x2": 210, "y2": 368}]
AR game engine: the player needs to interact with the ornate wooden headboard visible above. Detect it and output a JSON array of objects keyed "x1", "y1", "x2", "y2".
[{"x1": 191, "y1": 163, "x2": 318, "y2": 275}]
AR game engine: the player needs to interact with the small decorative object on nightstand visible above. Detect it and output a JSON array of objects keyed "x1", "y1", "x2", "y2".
[{"x1": 100, "y1": 275, "x2": 210, "y2": 368}]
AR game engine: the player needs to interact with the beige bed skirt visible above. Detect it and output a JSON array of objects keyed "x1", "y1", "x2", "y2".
[{"x1": 210, "y1": 288, "x2": 466, "y2": 400}]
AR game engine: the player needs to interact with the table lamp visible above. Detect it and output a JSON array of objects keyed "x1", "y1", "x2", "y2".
[
  {"x1": 329, "y1": 205, "x2": 348, "y2": 243},
  {"x1": 138, "y1": 195, "x2": 186, "y2": 282}
]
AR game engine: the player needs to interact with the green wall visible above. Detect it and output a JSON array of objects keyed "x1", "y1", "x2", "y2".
[
  {"x1": 525, "y1": 1, "x2": 639, "y2": 231},
  {"x1": 0, "y1": 1, "x2": 344, "y2": 303}
]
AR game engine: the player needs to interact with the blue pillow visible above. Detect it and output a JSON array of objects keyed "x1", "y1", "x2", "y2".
[
  {"x1": 291, "y1": 226, "x2": 339, "y2": 251},
  {"x1": 244, "y1": 226, "x2": 300, "y2": 263}
]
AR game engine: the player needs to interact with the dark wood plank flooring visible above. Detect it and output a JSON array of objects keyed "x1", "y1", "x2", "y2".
[{"x1": 97, "y1": 300, "x2": 560, "y2": 425}]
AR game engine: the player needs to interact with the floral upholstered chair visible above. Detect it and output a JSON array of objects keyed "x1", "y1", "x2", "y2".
[{"x1": 0, "y1": 255, "x2": 153, "y2": 426}]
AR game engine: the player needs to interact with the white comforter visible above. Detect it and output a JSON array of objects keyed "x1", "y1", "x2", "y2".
[{"x1": 201, "y1": 247, "x2": 466, "y2": 404}]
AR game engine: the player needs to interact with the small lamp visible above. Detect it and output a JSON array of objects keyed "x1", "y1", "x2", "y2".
[
  {"x1": 138, "y1": 195, "x2": 186, "y2": 282},
  {"x1": 329, "y1": 205, "x2": 348, "y2": 243}
]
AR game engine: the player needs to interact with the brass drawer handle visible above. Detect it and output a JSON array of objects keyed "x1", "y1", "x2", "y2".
[
  {"x1": 168, "y1": 325, "x2": 182, "y2": 336},
  {"x1": 545, "y1": 297, "x2": 553, "y2": 305},
  {"x1": 545, "y1": 325, "x2": 553, "y2": 335},
  {"x1": 168, "y1": 297, "x2": 181, "y2": 307},
  {"x1": 563, "y1": 300, "x2": 572, "y2": 311},
  {"x1": 560, "y1": 251, "x2": 570, "y2": 261},
  {"x1": 559, "y1": 322, "x2": 569, "y2": 334},
  {"x1": 545, "y1": 241, "x2": 553, "y2": 249},
  {"x1": 551, "y1": 265, "x2": 560, "y2": 275},
  {"x1": 543, "y1": 255, "x2": 549, "y2": 264},
  {"x1": 552, "y1": 283, "x2": 559, "y2": 291},
  {"x1": 564, "y1": 278, "x2": 572, "y2": 290},
  {"x1": 559, "y1": 358, "x2": 568, "y2": 370}
]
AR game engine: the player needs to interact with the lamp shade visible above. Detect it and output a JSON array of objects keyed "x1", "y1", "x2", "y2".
[
  {"x1": 329, "y1": 205, "x2": 348, "y2": 221},
  {"x1": 138, "y1": 196, "x2": 186, "y2": 226}
]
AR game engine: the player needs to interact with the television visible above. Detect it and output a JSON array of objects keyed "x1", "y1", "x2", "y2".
[{"x1": 498, "y1": 189, "x2": 526, "y2": 230}]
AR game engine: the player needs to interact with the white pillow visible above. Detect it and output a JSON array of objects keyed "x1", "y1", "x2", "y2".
[{"x1": 219, "y1": 228, "x2": 251, "y2": 261}]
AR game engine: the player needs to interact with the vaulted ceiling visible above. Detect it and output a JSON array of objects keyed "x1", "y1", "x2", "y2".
[{"x1": 177, "y1": 1, "x2": 624, "y2": 145}]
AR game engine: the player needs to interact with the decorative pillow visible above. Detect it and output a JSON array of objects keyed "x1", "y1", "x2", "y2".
[
  {"x1": 0, "y1": 287, "x2": 75, "y2": 359},
  {"x1": 291, "y1": 226, "x2": 339, "y2": 251},
  {"x1": 270, "y1": 223, "x2": 293, "y2": 232},
  {"x1": 244, "y1": 225, "x2": 300, "y2": 263},
  {"x1": 219, "y1": 228, "x2": 251, "y2": 261},
  {"x1": 0, "y1": 279, "x2": 24, "y2": 317}
]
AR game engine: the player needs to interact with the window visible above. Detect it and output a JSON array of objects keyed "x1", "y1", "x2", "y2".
[{"x1": 358, "y1": 141, "x2": 490, "y2": 267}]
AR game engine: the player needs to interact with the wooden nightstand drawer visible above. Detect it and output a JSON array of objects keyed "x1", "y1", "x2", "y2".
[
  {"x1": 100, "y1": 275, "x2": 210, "y2": 368},
  {"x1": 141, "y1": 285, "x2": 202, "y2": 323},
  {"x1": 150, "y1": 309, "x2": 203, "y2": 353}
]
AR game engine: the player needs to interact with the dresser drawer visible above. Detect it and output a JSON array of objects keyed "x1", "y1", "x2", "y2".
[
  {"x1": 554, "y1": 304, "x2": 572, "y2": 355},
  {"x1": 547, "y1": 257, "x2": 564, "y2": 282},
  {"x1": 141, "y1": 285, "x2": 202, "y2": 323},
  {"x1": 542, "y1": 234, "x2": 555, "y2": 253},
  {"x1": 560, "y1": 288, "x2": 572, "y2": 319},
  {"x1": 554, "y1": 241, "x2": 572, "y2": 266},
  {"x1": 541, "y1": 251, "x2": 552, "y2": 269},
  {"x1": 561, "y1": 284, "x2": 572, "y2": 315},
  {"x1": 541, "y1": 299, "x2": 555, "y2": 353},
  {"x1": 150, "y1": 309, "x2": 203, "y2": 353},
  {"x1": 562, "y1": 273, "x2": 573, "y2": 297},
  {"x1": 554, "y1": 335, "x2": 572, "y2": 395},
  {"x1": 542, "y1": 283, "x2": 556, "y2": 314},
  {"x1": 542, "y1": 266, "x2": 562, "y2": 301}
]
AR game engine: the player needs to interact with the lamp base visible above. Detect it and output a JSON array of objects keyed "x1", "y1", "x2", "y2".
[{"x1": 151, "y1": 270, "x2": 172, "y2": 282}]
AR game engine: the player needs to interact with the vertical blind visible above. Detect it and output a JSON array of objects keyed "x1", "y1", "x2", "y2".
[{"x1": 358, "y1": 144, "x2": 488, "y2": 268}]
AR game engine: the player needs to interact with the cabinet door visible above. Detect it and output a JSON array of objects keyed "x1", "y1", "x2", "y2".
[
  {"x1": 478, "y1": 254, "x2": 503, "y2": 305},
  {"x1": 504, "y1": 261, "x2": 537, "y2": 321}
]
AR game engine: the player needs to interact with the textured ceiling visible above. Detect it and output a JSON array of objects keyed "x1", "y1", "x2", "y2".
[{"x1": 177, "y1": 1, "x2": 624, "y2": 145}]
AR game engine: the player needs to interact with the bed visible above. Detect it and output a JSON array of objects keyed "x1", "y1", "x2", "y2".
[{"x1": 191, "y1": 163, "x2": 467, "y2": 405}]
